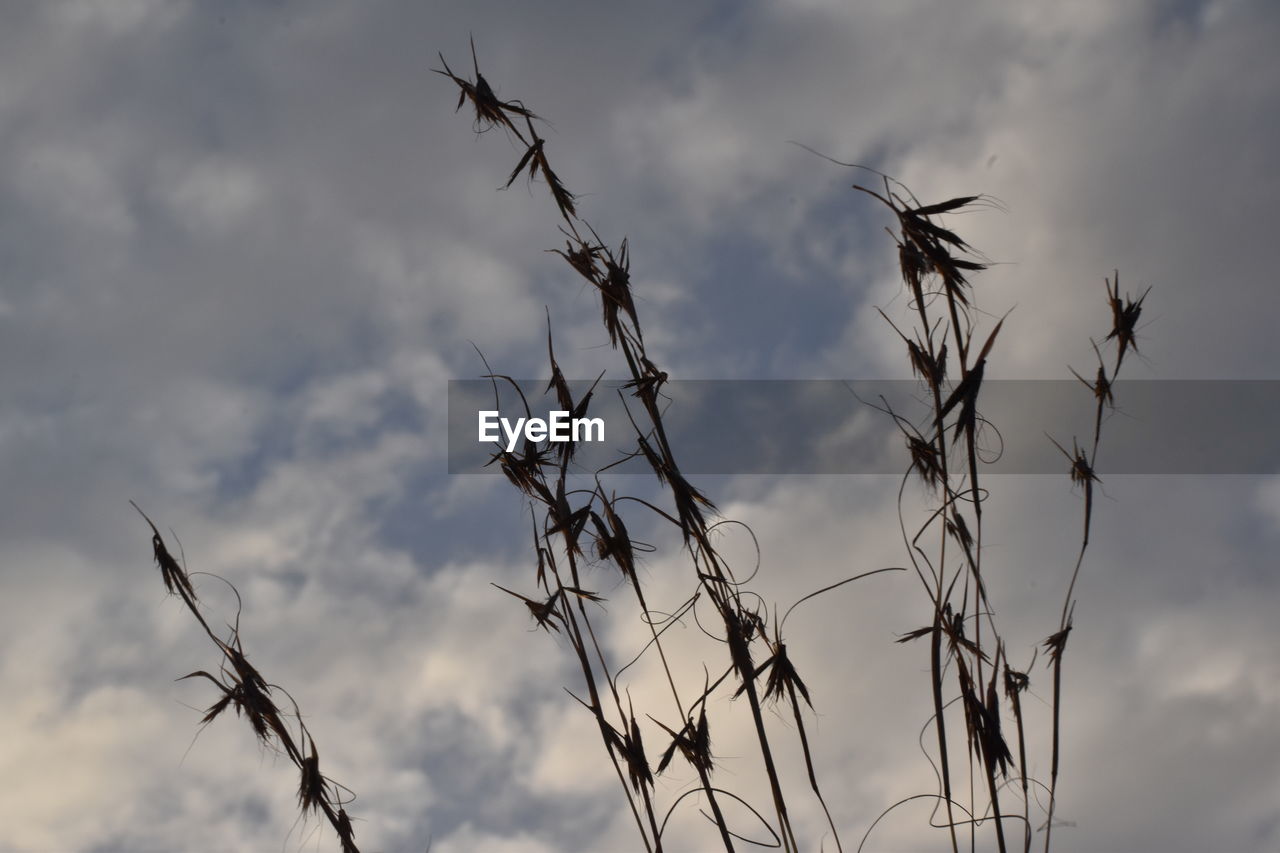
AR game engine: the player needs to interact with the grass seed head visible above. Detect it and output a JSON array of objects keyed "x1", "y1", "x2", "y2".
[
  {"x1": 1043, "y1": 621, "x2": 1072, "y2": 664},
  {"x1": 652, "y1": 710, "x2": 714, "y2": 777},
  {"x1": 434, "y1": 39, "x2": 537, "y2": 142},
  {"x1": 298, "y1": 741, "x2": 326, "y2": 813},
  {"x1": 493, "y1": 583, "x2": 562, "y2": 632},
  {"x1": 1003, "y1": 664, "x2": 1030, "y2": 698},
  {"x1": 762, "y1": 642, "x2": 812, "y2": 710},
  {"x1": 131, "y1": 502, "x2": 197, "y2": 601},
  {"x1": 337, "y1": 808, "x2": 358, "y2": 853},
  {"x1": 1104, "y1": 271, "x2": 1150, "y2": 366},
  {"x1": 907, "y1": 434, "x2": 944, "y2": 491},
  {"x1": 623, "y1": 710, "x2": 654, "y2": 793}
]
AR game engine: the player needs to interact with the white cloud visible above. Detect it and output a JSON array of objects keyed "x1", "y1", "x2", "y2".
[
  {"x1": 3, "y1": 1, "x2": 1278, "y2": 850},
  {"x1": 159, "y1": 156, "x2": 266, "y2": 236},
  {"x1": 55, "y1": 0, "x2": 188, "y2": 37},
  {"x1": 16, "y1": 142, "x2": 137, "y2": 238}
]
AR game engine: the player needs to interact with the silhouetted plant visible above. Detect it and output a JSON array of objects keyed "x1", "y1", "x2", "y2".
[
  {"x1": 135, "y1": 40, "x2": 1148, "y2": 852},
  {"x1": 434, "y1": 40, "x2": 1148, "y2": 853}
]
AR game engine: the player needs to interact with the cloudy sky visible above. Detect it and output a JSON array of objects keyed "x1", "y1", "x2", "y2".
[{"x1": 2, "y1": 1, "x2": 1279, "y2": 850}]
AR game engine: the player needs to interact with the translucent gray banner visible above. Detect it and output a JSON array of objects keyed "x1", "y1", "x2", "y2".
[{"x1": 447, "y1": 380, "x2": 1279, "y2": 475}]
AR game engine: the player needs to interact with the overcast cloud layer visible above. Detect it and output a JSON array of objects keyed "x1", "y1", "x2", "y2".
[{"x1": 2, "y1": 1, "x2": 1279, "y2": 851}]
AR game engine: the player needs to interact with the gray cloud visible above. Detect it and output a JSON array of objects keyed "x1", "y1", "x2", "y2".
[{"x1": 2, "y1": 0, "x2": 1277, "y2": 850}]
